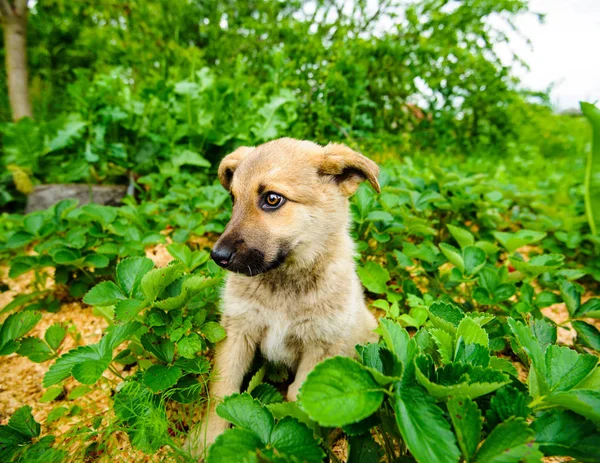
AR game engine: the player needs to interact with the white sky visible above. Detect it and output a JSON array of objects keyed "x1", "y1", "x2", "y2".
[{"x1": 497, "y1": 0, "x2": 600, "y2": 110}]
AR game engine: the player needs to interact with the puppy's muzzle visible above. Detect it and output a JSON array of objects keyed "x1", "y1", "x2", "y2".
[{"x1": 211, "y1": 240, "x2": 238, "y2": 269}]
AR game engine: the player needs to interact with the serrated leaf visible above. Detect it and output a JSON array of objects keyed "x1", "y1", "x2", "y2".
[
  {"x1": 493, "y1": 229, "x2": 547, "y2": 253},
  {"x1": 206, "y1": 427, "x2": 261, "y2": 463},
  {"x1": 72, "y1": 360, "x2": 110, "y2": 384},
  {"x1": 166, "y1": 243, "x2": 192, "y2": 268},
  {"x1": 267, "y1": 402, "x2": 315, "y2": 430},
  {"x1": 143, "y1": 365, "x2": 182, "y2": 392},
  {"x1": 348, "y1": 432, "x2": 383, "y2": 463},
  {"x1": 8, "y1": 405, "x2": 40, "y2": 438},
  {"x1": 201, "y1": 321, "x2": 226, "y2": 343},
  {"x1": 114, "y1": 299, "x2": 146, "y2": 323},
  {"x1": 463, "y1": 246, "x2": 486, "y2": 276},
  {"x1": 544, "y1": 389, "x2": 600, "y2": 422},
  {"x1": 140, "y1": 263, "x2": 185, "y2": 302},
  {"x1": 485, "y1": 386, "x2": 530, "y2": 430},
  {"x1": 509, "y1": 254, "x2": 564, "y2": 278},
  {"x1": 141, "y1": 333, "x2": 175, "y2": 363},
  {"x1": 250, "y1": 383, "x2": 283, "y2": 405},
  {"x1": 534, "y1": 410, "x2": 600, "y2": 462},
  {"x1": 447, "y1": 224, "x2": 475, "y2": 249},
  {"x1": 508, "y1": 318, "x2": 548, "y2": 397},
  {"x1": 269, "y1": 416, "x2": 325, "y2": 463},
  {"x1": 83, "y1": 281, "x2": 126, "y2": 306},
  {"x1": 116, "y1": 257, "x2": 155, "y2": 299},
  {"x1": 357, "y1": 261, "x2": 390, "y2": 294},
  {"x1": 377, "y1": 318, "x2": 410, "y2": 362},
  {"x1": 0, "y1": 311, "x2": 42, "y2": 354},
  {"x1": 394, "y1": 385, "x2": 461, "y2": 463},
  {"x1": 430, "y1": 328, "x2": 454, "y2": 364},
  {"x1": 440, "y1": 243, "x2": 464, "y2": 272},
  {"x1": 177, "y1": 333, "x2": 204, "y2": 359},
  {"x1": 217, "y1": 393, "x2": 274, "y2": 444},
  {"x1": 572, "y1": 321, "x2": 600, "y2": 350},
  {"x1": 247, "y1": 365, "x2": 267, "y2": 394},
  {"x1": 17, "y1": 337, "x2": 53, "y2": 362},
  {"x1": 560, "y1": 280, "x2": 581, "y2": 317},
  {"x1": 298, "y1": 356, "x2": 384, "y2": 427},
  {"x1": 473, "y1": 417, "x2": 542, "y2": 463},
  {"x1": 67, "y1": 385, "x2": 92, "y2": 400},
  {"x1": 448, "y1": 397, "x2": 482, "y2": 462},
  {"x1": 455, "y1": 317, "x2": 488, "y2": 356},
  {"x1": 44, "y1": 324, "x2": 66, "y2": 351},
  {"x1": 545, "y1": 345, "x2": 598, "y2": 392},
  {"x1": 84, "y1": 254, "x2": 109, "y2": 268},
  {"x1": 415, "y1": 358, "x2": 509, "y2": 400}
]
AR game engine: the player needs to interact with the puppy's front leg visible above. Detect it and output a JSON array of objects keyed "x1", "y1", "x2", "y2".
[
  {"x1": 287, "y1": 344, "x2": 334, "y2": 402},
  {"x1": 185, "y1": 328, "x2": 256, "y2": 460}
]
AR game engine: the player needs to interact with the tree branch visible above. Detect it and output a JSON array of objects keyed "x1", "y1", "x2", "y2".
[{"x1": 0, "y1": 0, "x2": 13, "y2": 19}]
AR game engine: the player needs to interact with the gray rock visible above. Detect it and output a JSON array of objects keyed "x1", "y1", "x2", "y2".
[{"x1": 25, "y1": 184, "x2": 127, "y2": 213}]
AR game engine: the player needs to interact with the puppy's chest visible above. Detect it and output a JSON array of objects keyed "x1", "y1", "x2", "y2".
[{"x1": 259, "y1": 317, "x2": 299, "y2": 367}]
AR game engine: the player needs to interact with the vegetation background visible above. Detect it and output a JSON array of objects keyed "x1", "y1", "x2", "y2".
[{"x1": 0, "y1": 1, "x2": 599, "y2": 463}]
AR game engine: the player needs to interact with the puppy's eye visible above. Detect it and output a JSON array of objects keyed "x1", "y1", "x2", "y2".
[{"x1": 262, "y1": 192, "x2": 285, "y2": 211}]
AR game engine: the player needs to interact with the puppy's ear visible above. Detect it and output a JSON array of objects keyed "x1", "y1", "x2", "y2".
[
  {"x1": 319, "y1": 143, "x2": 380, "y2": 196},
  {"x1": 218, "y1": 146, "x2": 254, "y2": 190}
]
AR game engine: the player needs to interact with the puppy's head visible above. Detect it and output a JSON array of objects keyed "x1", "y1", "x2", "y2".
[{"x1": 211, "y1": 138, "x2": 380, "y2": 276}]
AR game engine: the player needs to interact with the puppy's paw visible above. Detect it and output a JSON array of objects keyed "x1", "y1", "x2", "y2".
[{"x1": 184, "y1": 415, "x2": 230, "y2": 462}]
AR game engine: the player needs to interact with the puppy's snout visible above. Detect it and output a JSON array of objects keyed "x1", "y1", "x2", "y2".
[
  {"x1": 211, "y1": 237, "x2": 243, "y2": 268},
  {"x1": 211, "y1": 244, "x2": 235, "y2": 268}
]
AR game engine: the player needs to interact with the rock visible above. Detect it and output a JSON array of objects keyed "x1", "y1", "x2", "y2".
[{"x1": 25, "y1": 184, "x2": 127, "y2": 213}]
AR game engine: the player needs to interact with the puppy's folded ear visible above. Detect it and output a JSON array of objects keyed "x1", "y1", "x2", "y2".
[
  {"x1": 319, "y1": 143, "x2": 380, "y2": 196},
  {"x1": 218, "y1": 146, "x2": 254, "y2": 190}
]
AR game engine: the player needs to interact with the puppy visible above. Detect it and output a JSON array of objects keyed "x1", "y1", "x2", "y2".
[{"x1": 186, "y1": 138, "x2": 379, "y2": 459}]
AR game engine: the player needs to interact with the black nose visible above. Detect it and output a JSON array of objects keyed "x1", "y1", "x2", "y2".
[{"x1": 211, "y1": 244, "x2": 236, "y2": 268}]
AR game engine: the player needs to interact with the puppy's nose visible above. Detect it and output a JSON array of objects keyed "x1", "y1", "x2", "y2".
[{"x1": 211, "y1": 244, "x2": 236, "y2": 268}]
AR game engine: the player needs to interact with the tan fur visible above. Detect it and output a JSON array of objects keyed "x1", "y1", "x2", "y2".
[{"x1": 185, "y1": 138, "x2": 379, "y2": 460}]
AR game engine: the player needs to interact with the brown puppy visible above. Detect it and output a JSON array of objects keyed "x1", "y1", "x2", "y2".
[{"x1": 186, "y1": 138, "x2": 379, "y2": 459}]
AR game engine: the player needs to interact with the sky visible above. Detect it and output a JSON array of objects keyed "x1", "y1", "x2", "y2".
[{"x1": 496, "y1": 0, "x2": 600, "y2": 110}]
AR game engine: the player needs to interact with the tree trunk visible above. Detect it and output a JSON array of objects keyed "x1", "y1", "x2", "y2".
[{"x1": 3, "y1": 11, "x2": 32, "y2": 120}]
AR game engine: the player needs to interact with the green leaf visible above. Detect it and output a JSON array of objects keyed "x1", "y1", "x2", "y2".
[
  {"x1": 68, "y1": 385, "x2": 92, "y2": 400},
  {"x1": 447, "y1": 224, "x2": 475, "y2": 249},
  {"x1": 141, "y1": 333, "x2": 175, "y2": 363},
  {"x1": 0, "y1": 311, "x2": 42, "y2": 355},
  {"x1": 269, "y1": 416, "x2": 325, "y2": 463},
  {"x1": 44, "y1": 324, "x2": 66, "y2": 351},
  {"x1": 560, "y1": 280, "x2": 581, "y2": 316},
  {"x1": 428, "y1": 301, "x2": 465, "y2": 334},
  {"x1": 8, "y1": 405, "x2": 41, "y2": 438},
  {"x1": 508, "y1": 318, "x2": 548, "y2": 396},
  {"x1": 140, "y1": 263, "x2": 185, "y2": 302},
  {"x1": 430, "y1": 328, "x2": 454, "y2": 364},
  {"x1": 7, "y1": 231, "x2": 34, "y2": 248},
  {"x1": 576, "y1": 298, "x2": 600, "y2": 318},
  {"x1": 247, "y1": 365, "x2": 267, "y2": 394},
  {"x1": 348, "y1": 433, "x2": 383, "y2": 463},
  {"x1": 84, "y1": 254, "x2": 109, "y2": 268},
  {"x1": 473, "y1": 417, "x2": 542, "y2": 463},
  {"x1": 485, "y1": 385, "x2": 530, "y2": 429},
  {"x1": 509, "y1": 254, "x2": 564, "y2": 278},
  {"x1": 393, "y1": 385, "x2": 461, "y2": 463},
  {"x1": 448, "y1": 397, "x2": 482, "y2": 462},
  {"x1": 83, "y1": 281, "x2": 126, "y2": 306},
  {"x1": 534, "y1": 410, "x2": 600, "y2": 462},
  {"x1": 581, "y1": 102, "x2": 600, "y2": 236},
  {"x1": 114, "y1": 299, "x2": 146, "y2": 323},
  {"x1": 72, "y1": 360, "x2": 110, "y2": 384},
  {"x1": 455, "y1": 317, "x2": 488, "y2": 350},
  {"x1": 267, "y1": 402, "x2": 315, "y2": 430},
  {"x1": 166, "y1": 243, "x2": 192, "y2": 268},
  {"x1": 415, "y1": 358, "x2": 509, "y2": 400},
  {"x1": 201, "y1": 321, "x2": 227, "y2": 343},
  {"x1": 545, "y1": 345, "x2": 598, "y2": 392},
  {"x1": 493, "y1": 230, "x2": 547, "y2": 253},
  {"x1": 250, "y1": 383, "x2": 283, "y2": 405},
  {"x1": 440, "y1": 243, "x2": 464, "y2": 272},
  {"x1": 143, "y1": 365, "x2": 182, "y2": 392},
  {"x1": 463, "y1": 246, "x2": 486, "y2": 276},
  {"x1": 17, "y1": 337, "x2": 53, "y2": 362},
  {"x1": 299, "y1": 356, "x2": 384, "y2": 427},
  {"x1": 116, "y1": 257, "x2": 155, "y2": 299},
  {"x1": 357, "y1": 261, "x2": 390, "y2": 294},
  {"x1": 177, "y1": 333, "x2": 204, "y2": 359},
  {"x1": 377, "y1": 318, "x2": 410, "y2": 362},
  {"x1": 206, "y1": 428, "x2": 261, "y2": 463},
  {"x1": 40, "y1": 386, "x2": 63, "y2": 403},
  {"x1": 544, "y1": 389, "x2": 600, "y2": 422},
  {"x1": 216, "y1": 393, "x2": 274, "y2": 445},
  {"x1": 572, "y1": 321, "x2": 600, "y2": 350}
]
